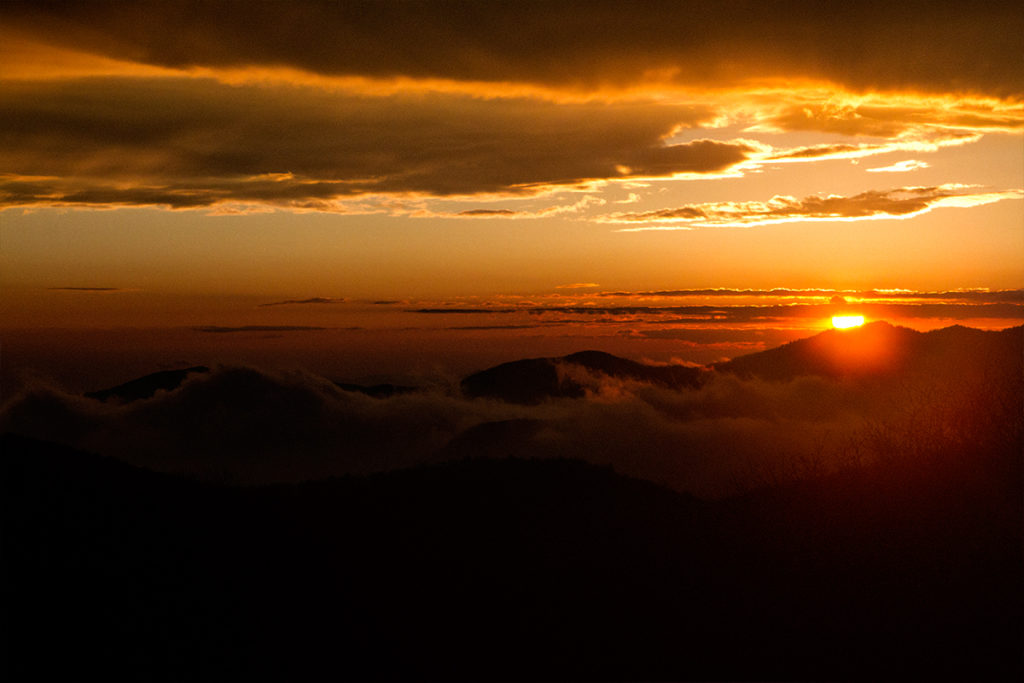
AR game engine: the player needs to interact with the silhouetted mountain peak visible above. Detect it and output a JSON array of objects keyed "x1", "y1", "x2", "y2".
[
  {"x1": 461, "y1": 351, "x2": 702, "y2": 404},
  {"x1": 85, "y1": 366, "x2": 210, "y2": 403},
  {"x1": 716, "y1": 322, "x2": 1022, "y2": 381}
]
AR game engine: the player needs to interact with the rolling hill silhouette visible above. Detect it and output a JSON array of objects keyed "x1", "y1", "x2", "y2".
[{"x1": 4, "y1": 428, "x2": 1020, "y2": 681}]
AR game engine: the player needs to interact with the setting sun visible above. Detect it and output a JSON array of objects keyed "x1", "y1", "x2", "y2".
[{"x1": 832, "y1": 315, "x2": 866, "y2": 329}]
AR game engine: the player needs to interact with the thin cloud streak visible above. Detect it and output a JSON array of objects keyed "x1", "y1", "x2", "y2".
[
  {"x1": 46, "y1": 287, "x2": 125, "y2": 292},
  {"x1": 258, "y1": 297, "x2": 346, "y2": 307},
  {"x1": 411, "y1": 302, "x2": 1024, "y2": 323},
  {"x1": 604, "y1": 186, "x2": 1023, "y2": 229},
  {"x1": 594, "y1": 288, "x2": 1024, "y2": 303},
  {"x1": 193, "y1": 325, "x2": 329, "y2": 334},
  {"x1": 867, "y1": 160, "x2": 931, "y2": 173},
  {"x1": 763, "y1": 132, "x2": 983, "y2": 164}
]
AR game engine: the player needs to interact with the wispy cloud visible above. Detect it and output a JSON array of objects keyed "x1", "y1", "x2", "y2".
[
  {"x1": 556, "y1": 283, "x2": 602, "y2": 290},
  {"x1": 47, "y1": 286, "x2": 125, "y2": 292},
  {"x1": 763, "y1": 132, "x2": 982, "y2": 164},
  {"x1": 258, "y1": 297, "x2": 346, "y2": 307},
  {"x1": 867, "y1": 160, "x2": 930, "y2": 173},
  {"x1": 602, "y1": 185, "x2": 1023, "y2": 230},
  {"x1": 409, "y1": 195, "x2": 608, "y2": 220},
  {"x1": 412, "y1": 302, "x2": 1024, "y2": 324},
  {"x1": 594, "y1": 288, "x2": 1024, "y2": 304},
  {"x1": 193, "y1": 325, "x2": 328, "y2": 333}
]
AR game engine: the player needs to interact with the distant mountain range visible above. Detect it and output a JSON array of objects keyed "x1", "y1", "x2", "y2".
[
  {"x1": 82, "y1": 323, "x2": 1023, "y2": 406},
  {"x1": 458, "y1": 322, "x2": 1023, "y2": 404},
  {"x1": 714, "y1": 321, "x2": 1023, "y2": 382}
]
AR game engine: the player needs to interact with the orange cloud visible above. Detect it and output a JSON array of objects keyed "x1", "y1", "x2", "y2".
[
  {"x1": 750, "y1": 101, "x2": 1023, "y2": 137},
  {"x1": 603, "y1": 185, "x2": 1024, "y2": 229},
  {"x1": 763, "y1": 132, "x2": 983, "y2": 164},
  {"x1": 0, "y1": 78, "x2": 755, "y2": 209},
  {"x1": 866, "y1": 160, "x2": 930, "y2": 173}
]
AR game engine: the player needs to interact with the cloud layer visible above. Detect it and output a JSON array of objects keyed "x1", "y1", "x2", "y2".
[
  {"x1": 0, "y1": 78, "x2": 753, "y2": 208},
  {"x1": 4, "y1": 1, "x2": 1022, "y2": 97}
]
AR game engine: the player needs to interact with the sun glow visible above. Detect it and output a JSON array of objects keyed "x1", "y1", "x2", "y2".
[{"x1": 832, "y1": 315, "x2": 865, "y2": 329}]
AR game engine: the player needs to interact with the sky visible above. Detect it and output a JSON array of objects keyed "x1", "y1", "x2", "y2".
[{"x1": 1, "y1": 0, "x2": 1022, "y2": 390}]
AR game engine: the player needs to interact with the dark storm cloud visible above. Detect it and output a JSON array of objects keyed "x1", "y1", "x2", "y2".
[
  {"x1": 0, "y1": 78, "x2": 747, "y2": 208},
  {"x1": 3, "y1": 1, "x2": 1021, "y2": 97}
]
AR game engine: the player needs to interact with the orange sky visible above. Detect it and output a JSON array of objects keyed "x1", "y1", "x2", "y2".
[{"x1": 1, "y1": 0, "x2": 1022, "y2": 385}]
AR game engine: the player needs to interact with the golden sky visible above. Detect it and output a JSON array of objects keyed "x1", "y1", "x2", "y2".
[{"x1": 1, "y1": 0, "x2": 1022, "y2": 375}]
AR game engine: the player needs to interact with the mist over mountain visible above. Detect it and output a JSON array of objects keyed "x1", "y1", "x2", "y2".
[
  {"x1": 83, "y1": 366, "x2": 210, "y2": 403},
  {"x1": 3, "y1": 322, "x2": 1022, "y2": 679},
  {"x1": 2, "y1": 323, "x2": 1020, "y2": 496},
  {"x1": 461, "y1": 349, "x2": 704, "y2": 404}
]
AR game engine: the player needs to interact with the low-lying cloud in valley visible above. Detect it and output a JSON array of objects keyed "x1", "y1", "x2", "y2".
[{"x1": 4, "y1": 325, "x2": 1018, "y2": 497}]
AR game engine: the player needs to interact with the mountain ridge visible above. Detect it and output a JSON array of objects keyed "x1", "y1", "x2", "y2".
[{"x1": 79, "y1": 322, "x2": 1024, "y2": 405}]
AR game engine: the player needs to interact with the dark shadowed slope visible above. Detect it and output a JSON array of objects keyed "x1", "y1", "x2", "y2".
[
  {"x1": 714, "y1": 321, "x2": 1024, "y2": 381},
  {"x1": 332, "y1": 382, "x2": 418, "y2": 398},
  {"x1": 4, "y1": 429, "x2": 1020, "y2": 681},
  {"x1": 461, "y1": 349, "x2": 703, "y2": 404},
  {"x1": 84, "y1": 366, "x2": 209, "y2": 402}
]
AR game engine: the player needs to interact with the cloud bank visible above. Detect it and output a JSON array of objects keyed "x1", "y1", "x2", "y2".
[
  {"x1": 3, "y1": 1, "x2": 1021, "y2": 98},
  {"x1": 0, "y1": 78, "x2": 755, "y2": 209}
]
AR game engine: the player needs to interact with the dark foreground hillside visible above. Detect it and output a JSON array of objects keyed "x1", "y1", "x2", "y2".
[{"x1": 3, "y1": 431, "x2": 1021, "y2": 681}]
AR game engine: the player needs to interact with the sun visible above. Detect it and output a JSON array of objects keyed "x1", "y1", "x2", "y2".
[{"x1": 832, "y1": 315, "x2": 865, "y2": 329}]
